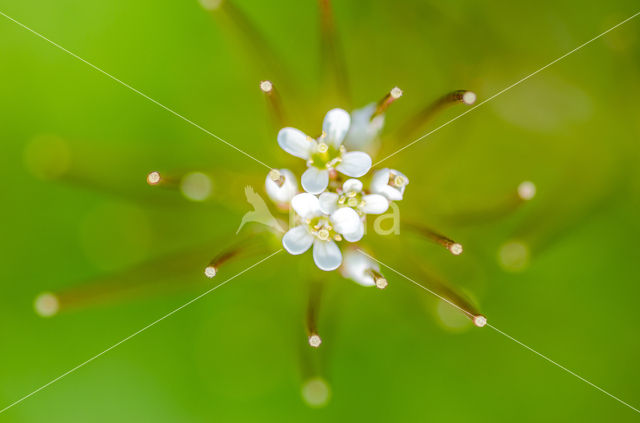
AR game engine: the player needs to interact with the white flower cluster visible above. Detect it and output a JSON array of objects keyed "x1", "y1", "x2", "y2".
[{"x1": 265, "y1": 107, "x2": 409, "y2": 273}]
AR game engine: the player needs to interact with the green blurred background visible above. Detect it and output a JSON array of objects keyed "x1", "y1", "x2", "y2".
[{"x1": 1, "y1": 0, "x2": 640, "y2": 421}]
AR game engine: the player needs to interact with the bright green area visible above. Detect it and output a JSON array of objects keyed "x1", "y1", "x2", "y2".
[{"x1": 1, "y1": 0, "x2": 639, "y2": 421}]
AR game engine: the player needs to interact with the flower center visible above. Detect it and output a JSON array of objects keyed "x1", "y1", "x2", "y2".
[
  {"x1": 317, "y1": 228, "x2": 330, "y2": 240},
  {"x1": 337, "y1": 190, "x2": 366, "y2": 214},
  {"x1": 309, "y1": 143, "x2": 345, "y2": 170},
  {"x1": 388, "y1": 172, "x2": 407, "y2": 188},
  {"x1": 307, "y1": 216, "x2": 342, "y2": 242}
]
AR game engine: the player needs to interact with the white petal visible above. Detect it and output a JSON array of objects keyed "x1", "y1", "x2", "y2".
[
  {"x1": 343, "y1": 220, "x2": 364, "y2": 242},
  {"x1": 370, "y1": 168, "x2": 405, "y2": 201},
  {"x1": 381, "y1": 185, "x2": 403, "y2": 201},
  {"x1": 301, "y1": 167, "x2": 329, "y2": 194},
  {"x1": 282, "y1": 226, "x2": 314, "y2": 255},
  {"x1": 265, "y1": 169, "x2": 297, "y2": 204},
  {"x1": 291, "y1": 192, "x2": 321, "y2": 219},
  {"x1": 330, "y1": 207, "x2": 361, "y2": 235},
  {"x1": 370, "y1": 168, "x2": 391, "y2": 193},
  {"x1": 318, "y1": 192, "x2": 339, "y2": 214},
  {"x1": 342, "y1": 178, "x2": 363, "y2": 193},
  {"x1": 360, "y1": 194, "x2": 389, "y2": 214},
  {"x1": 277, "y1": 127, "x2": 315, "y2": 159},
  {"x1": 322, "y1": 108, "x2": 351, "y2": 147},
  {"x1": 336, "y1": 151, "x2": 372, "y2": 177},
  {"x1": 344, "y1": 103, "x2": 385, "y2": 151},
  {"x1": 313, "y1": 239, "x2": 342, "y2": 271},
  {"x1": 342, "y1": 250, "x2": 378, "y2": 286}
]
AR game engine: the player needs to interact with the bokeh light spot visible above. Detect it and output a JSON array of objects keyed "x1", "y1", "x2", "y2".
[
  {"x1": 180, "y1": 172, "x2": 213, "y2": 202},
  {"x1": 301, "y1": 377, "x2": 331, "y2": 408},
  {"x1": 436, "y1": 299, "x2": 471, "y2": 332},
  {"x1": 498, "y1": 240, "x2": 531, "y2": 272}
]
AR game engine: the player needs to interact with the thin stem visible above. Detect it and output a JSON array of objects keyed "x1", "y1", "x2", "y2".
[
  {"x1": 318, "y1": 0, "x2": 350, "y2": 104},
  {"x1": 205, "y1": 234, "x2": 267, "y2": 278},
  {"x1": 209, "y1": 0, "x2": 290, "y2": 83},
  {"x1": 260, "y1": 80, "x2": 286, "y2": 129},
  {"x1": 371, "y1": 87, "x2": 403, "y2": 120},
  {"x1": 396, "y1": 90, "x2": 476, "y2": 140},
  {"x1": 406, "y1": 258, "x2": 481, "y2": 320},
  {"x1": 34, "y1": 241, "x2": 228, "y2": 316},
  {"x1": 441, "y1": 181, "x2": 536, "y2": 226},
  {"x1": 146, "y1": 171, "x2": 179, "y2": 188},
  {"x1": 34, "y1": 234, "x2": 273, "y2": 317},
  {"x1": 365, "y1": 268, "x2": 388, "y2": 289},
  {"x1": 306, "y1": 279, "x2": 323, "y2": 348},
  {"x1": 403, "y1": 221, "x2": 463, "y2": 255}
]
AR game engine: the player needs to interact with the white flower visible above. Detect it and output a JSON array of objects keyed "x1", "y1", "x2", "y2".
[
  {"x1": 319, "y1": 179, "x2": 389, "y2": 215},
  {"x1": 370, "y1": 168, "x2": 409, "y2": 201},
  {"x1": 317, "y1": 179, "x2": 388, "y2": 242},
  {"x1": 265, "y1": 168, "x2": 297, "y2": 205},
  {"x1": 344, "y1": 103, "x2": 385, "y2": 151},
  {"x1": 282, "y1": 193, "x2": 362, "y2": 271},
  {"x1": 277, "y1": 109, "x2": 373, "y2": 194},
  {"x1": 341, "y1": 250, "x2": 384, "y2": 288}
]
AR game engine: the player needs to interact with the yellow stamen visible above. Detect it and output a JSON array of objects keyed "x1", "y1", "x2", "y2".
[{"x1": 317, "y1": 142, "x2": 329, "y2": 153}]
